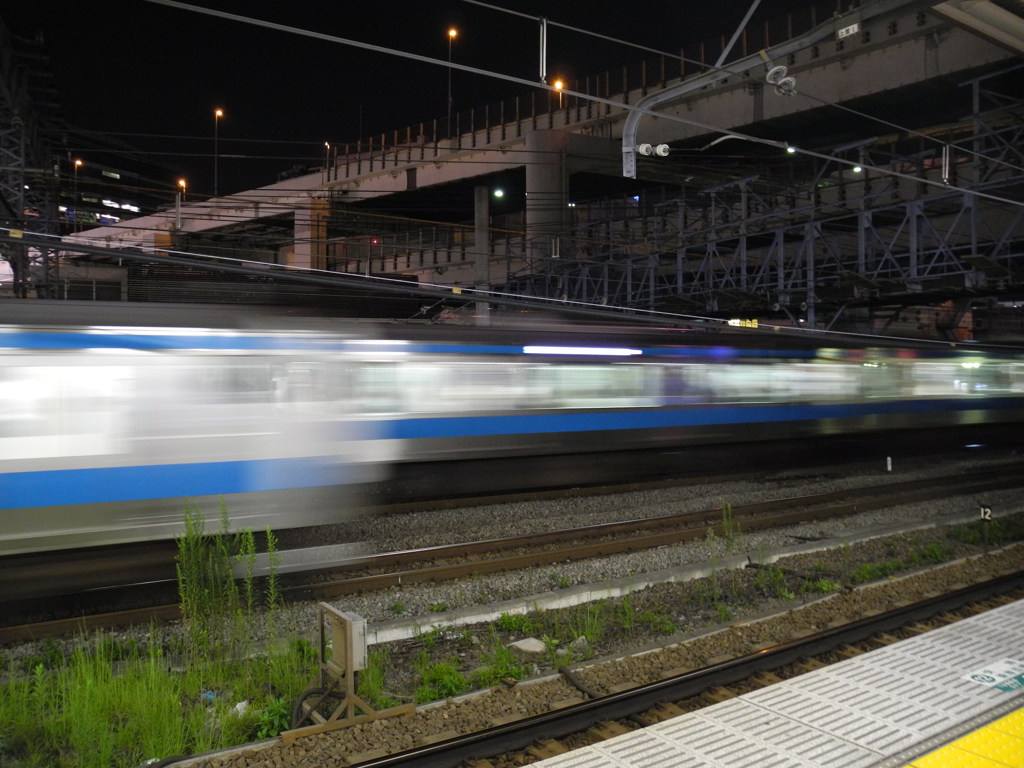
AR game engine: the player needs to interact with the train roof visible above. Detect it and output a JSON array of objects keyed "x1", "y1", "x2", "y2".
[
  {"x1": 0, "y1": 300, "x2": 355, "y2": 333},
  {"x1": 370, "y1": 318, "x2": 1020, "y2": 355},
  {"x1": 2, "y1": 301, "x2": 1023, "y2": 356}
]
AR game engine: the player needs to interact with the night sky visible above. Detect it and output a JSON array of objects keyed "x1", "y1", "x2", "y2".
[{"x1": 5, "y1": 0, "x2": 820, "y2": 197}]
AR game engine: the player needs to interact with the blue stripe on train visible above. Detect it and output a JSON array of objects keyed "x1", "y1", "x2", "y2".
[
  {"x1": 0, "y1": 456, "x2": 339, "y2": 510},
  {"x1": 0, "y1": 332, "x2": 349, "y2": 351},
  {"x1": 3, "y1": 397, "x2": 1017, "y2": 509},
  {"x1": 385, "y1": 397, "x2": 1019, "y2": 439}
]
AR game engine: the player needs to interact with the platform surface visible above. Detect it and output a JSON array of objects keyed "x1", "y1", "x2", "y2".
[{"x1": 532, "y1": 598, "x2": 1024, "y2": 767}]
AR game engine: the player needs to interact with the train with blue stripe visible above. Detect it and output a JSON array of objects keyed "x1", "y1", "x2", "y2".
[
  {"x1": 3, "y1": 301, "x2": 1024, "y2": 555},
  {"x1": 358, "y1": 321, "x2": 1024, "y2": 462},
  {"x1": 0, "y1": 302, "x2": 382, "y2": 556}
]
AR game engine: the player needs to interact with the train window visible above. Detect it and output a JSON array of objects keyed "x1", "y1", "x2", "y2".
[
  {"x1": 0, "y1": 363, "x2": 126, "y2": 461},
  {"x1": 227, "y1": 364, "x2": 274, "y2": 398},
  {"x1": 909, "y1": 360, "x2": 993, "y2": 395},
  {"x1": 352, "y1": 362, "x2": 404, "y2": 412},
  {"x1": 427, "y1": 363, "x2": 524, "y2": 411},
  {"x1": 528, "y1": 363, "x2": 659, "y2": 408},
  {"x1": 660, "y1": 365, "x2": 708, "y2": 404},
  {"x1": 273, "y1": 362, "x2": 349, "y2": 409},
  {"x1": 352, "y1": 359, "x2": 533, "y2": 414}
]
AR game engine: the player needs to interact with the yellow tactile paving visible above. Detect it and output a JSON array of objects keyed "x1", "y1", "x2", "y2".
[{"x1": 905, "y1": 708, "x2": 1024, "y2": 768}]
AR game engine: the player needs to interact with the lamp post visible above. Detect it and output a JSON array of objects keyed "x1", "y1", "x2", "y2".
[
  {"x1": 175, "y1": 178, "x2": 186, "y2": 230},
  {"x1": 554, "y1": 79, "x2": 564, "y2": 109},
  {"x1": 447, "y1": 27, "x2": 457, "y2": 139},
  {"x1": 72, "y1": 159, "x2": 82, "y2": 232},
  {"x1": 213, "y1": 108, "x2": 224, "y2": 195}
]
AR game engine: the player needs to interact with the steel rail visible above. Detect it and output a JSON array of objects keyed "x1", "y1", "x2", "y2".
[
  {"x1": 345, "y1": 570, "x2": 1024, "y2": 768},
  {"x1": 1, "y1": 468, "x2": 1019, "y2": 643}
]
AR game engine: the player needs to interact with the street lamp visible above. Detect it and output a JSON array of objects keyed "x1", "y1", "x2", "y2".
[
  {"x1": 72, "y1": 159, "x2": 82, "y2": 232},
  {"x1": 176, "y1": 178, "x2": 186, "y2": 230},
  {"x1": 213, "y1": 108, "x2": 224, "y2": 195},
  {"x1": 447, "y1": 27, "x2": 458, "y2": 139},
  {"x1": 553, "y1": 79, "x2": 564, "y2": 108}
]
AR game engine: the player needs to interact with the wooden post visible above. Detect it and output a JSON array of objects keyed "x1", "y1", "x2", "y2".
[{"x1": 281, "y1": 604, "x2": 414, "y2": 743}]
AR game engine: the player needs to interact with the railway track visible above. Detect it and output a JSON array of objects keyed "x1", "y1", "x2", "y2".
[
  {"x1": 298, "y1": 573, "x2": 1024, "y2": 768},
  {"x1": 287, "y1": 465, "x2": 1020, "y2": 599},
  {"x1": 159, "y1": 552, "x2": 1024, "y2": 768},
  {"x1": 1, "y1": 465, "x2": 1020, "y2": 644}
]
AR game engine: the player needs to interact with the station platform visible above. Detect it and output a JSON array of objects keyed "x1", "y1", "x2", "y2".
[{"x1": 533, "y1": 598, "x2": 1024, "y2": 767}]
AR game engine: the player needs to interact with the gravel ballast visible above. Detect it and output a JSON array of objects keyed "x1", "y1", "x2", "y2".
[
  {"x1": 174, "y1": 541, "x2": 1024, "y2": 768},
  {"x1": 3, "y1": 453, "x2": 1023, "y2": 768}
]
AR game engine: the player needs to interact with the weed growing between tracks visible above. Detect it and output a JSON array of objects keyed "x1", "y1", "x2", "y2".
[
  {"x1": 0, "y1": 503, "x2": 317, "y2": 768},
  {"x1": 368, "y1": 514, "x2": 1024, "y2": 705},
  {"x1": 3, "y1": 509, "x2": 1023, "y2": 765}
]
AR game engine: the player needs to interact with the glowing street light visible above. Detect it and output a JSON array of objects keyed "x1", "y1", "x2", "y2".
[
  {"x1": 553, "y1": 79, "x2": 564, "y2": 108},
  {"x1": 213, "y1": 108, "x2": 224, "y2": 195},
  {"x1": 446, "y1": 27, "x2": 458, "y2": 140},
  {"x1": 176, "y1": 178, "x2": 187, "y2": 230},
  {"x1": 72, "y1": 159, "x2": 82, "y2": 231}
]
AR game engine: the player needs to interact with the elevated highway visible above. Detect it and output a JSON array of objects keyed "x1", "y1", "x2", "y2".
[{"x1": 47, "y1": 0, "x2": 1024, "y2": 334}]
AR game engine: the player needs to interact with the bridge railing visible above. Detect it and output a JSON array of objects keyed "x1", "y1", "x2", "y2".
[{"x1": 322, "y1": 1, "x2": 842, "y2": 182}]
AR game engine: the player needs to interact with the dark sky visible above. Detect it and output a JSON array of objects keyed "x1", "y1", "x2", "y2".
[{"x1": 5, "y1": 0, "x2": 822, "y2": 196}]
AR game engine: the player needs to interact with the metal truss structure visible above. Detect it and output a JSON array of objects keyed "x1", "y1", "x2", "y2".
[
  {"x1": 4, "y1": 2, "x2": 1021, "y2": 339},
  {"x1": 0, "y1": 16, "x2": 58, "y2": 298},
  {"x1": 502, "y1": 67, "x2": 1024, "y2": 335}
]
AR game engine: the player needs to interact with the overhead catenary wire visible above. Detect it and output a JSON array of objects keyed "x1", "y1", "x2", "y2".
[
  {"x1": 15, "y1": 3, "x2": 1017, "y2": 328},
  {"x1": 464, "y1": 0, "x2": 1024, "y2": 178},
  {"x1": 39, "y1": 1, "x2": 1021, "y2": 208},
  {"x1": 140, "y1": 0, "x2": 1024, "y2": 212},
  {"x1": 12, "y1": 224, "x2": 1020, "y2": 350}
]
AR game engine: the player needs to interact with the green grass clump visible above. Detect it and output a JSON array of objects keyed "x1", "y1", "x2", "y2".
[
  {"x1": 496, "y1": 612, "x2": 537, "y2": 635},
  {"x1": 413, "y1": 655, "x2": 468, "y2": 704},
  {"x1": 711, "y1": 602, "x2": 733, "y2": 624},
  {"x1": 549, "y1": 571, "x2": 572, "y2": 589},
  {"x1": 469, "y1": 631, "x2": 531, "y2": 689},
  {"x1": 849, "y1": 539, "x2": 955, "y2": 585},
  {"x1": 637, "y1": 609, "x2": 678, "y2": 635},
  {"x1": 801, "y1": 577, "x2": 842, "y2": 594},
  {"x1": 419, "y1": 625, "x2": 444, "y2": 650},
  {"x1": 255, "y1": 697, "x2": 292, "y2": 740},
  {"x1": 754, "y1": 565, "x2": 795, "y2": 600},
  {"x1": 0, "y1": 502, "x2": 316, "y2": 766},
  {"x1": 949, "y1": 517, "x2": 1024, "y2": 547},
  {"x1": 564, "y1": 602, "x2": 607, "y2": 645},
  {"x1": 357, "y1": 649, "x2": 400, "y2": 710},
  {"x1": 907, "y1": 540, "x2": 952, "y2": 567},
  {"x1": 719, "y1": 502, "x2": 743, "y2": 553},
  {"x1": 0, "y1": 634, "x2": 316, "y2": 767},
  {"x1": 849, "y1": 559, "x2": 903, "y2": 584}
]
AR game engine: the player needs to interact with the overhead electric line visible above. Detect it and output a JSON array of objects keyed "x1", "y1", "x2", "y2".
[{"x1": 143, "y1": 0, "x2": 1024, "y2": 211}]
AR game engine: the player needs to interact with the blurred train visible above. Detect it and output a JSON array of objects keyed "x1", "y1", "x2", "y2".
[
  {"x1": 3, "y1": 301, "x2": 1024, "y2": 556},
  {"x1": 0, "y1": 303, "x2": 380, "y2": 556}
]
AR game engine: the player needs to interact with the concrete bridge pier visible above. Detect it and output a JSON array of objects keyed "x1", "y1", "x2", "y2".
[
  {"x1": 525, "y1": 130, "x2": 569, "y2": 264},
  {"x1": 291, "y1": 198, "x2": 328, "y2": 270}
]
